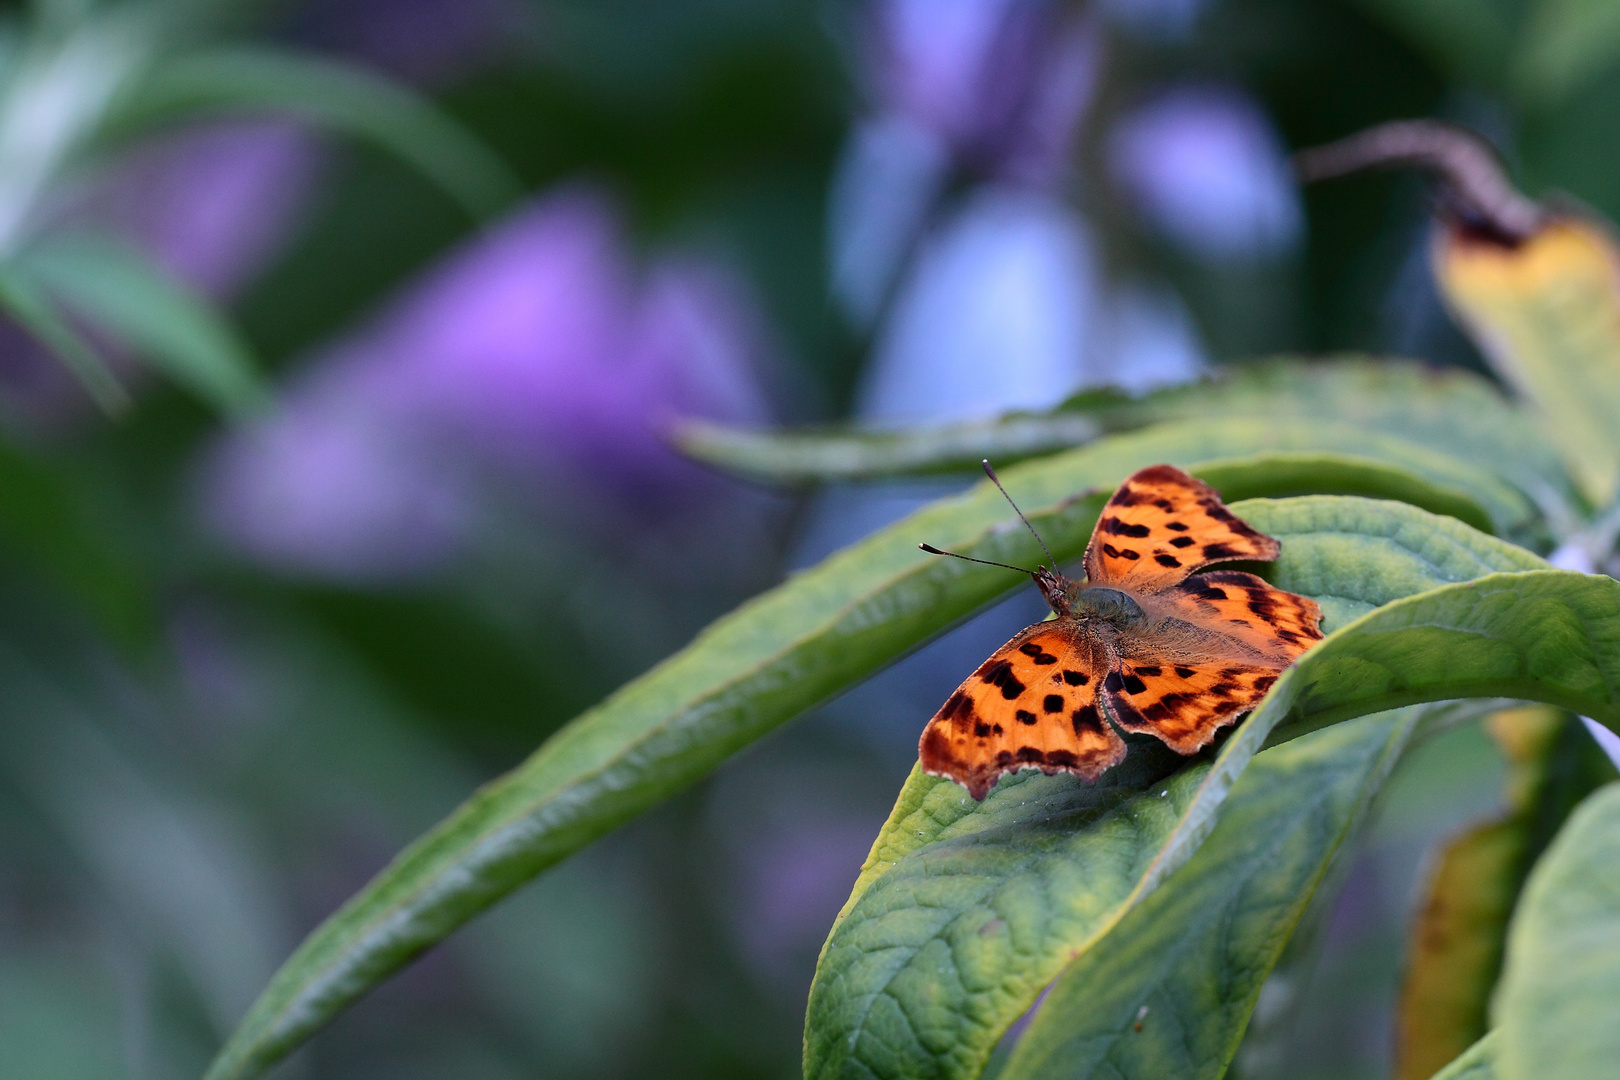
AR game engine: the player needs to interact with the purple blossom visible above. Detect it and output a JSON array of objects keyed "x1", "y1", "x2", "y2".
[
  {"x1": 1108, "y1": 84, "x2": 1303, "y2": 261},
  {"x1": 862, "y1": 0, "x2": 1098, "y2": 179},
  {"x1": 201, "y1": 186, "x2": 772, "y2": 579},
  {"x1": 87, "y1": 120, "x2": 323, "y2": 300}
]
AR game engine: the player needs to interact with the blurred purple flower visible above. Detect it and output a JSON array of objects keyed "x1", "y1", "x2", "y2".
[
  {"x1": 831, "y1": 0, "x2": 1098, "y2": 323},
  {"x1": 89, "y1": 120, "x2": 324, "y2": 300},
  {"x1": 864, "y1": 0, "x2": 1097, "y2": 178},
  {"x1": 201, "y1": 187, "x2": 772, "y2": 580},
  {"x1": 1108, "y1": 84, "x2": 1303, "y2": 262}
]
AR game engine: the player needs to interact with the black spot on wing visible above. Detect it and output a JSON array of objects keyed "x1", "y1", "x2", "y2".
[
  {"x1": 1154, "y1": 554, "x2": 1181, "y2": 568},
  {"x1": 1169, "y1": 535, "x2": 1195, "y2": 548},
  {"x1": 1122, "y1": 674, "x2": 1147, "y2": 695},
  {"x1": 1062, "y1": 670, "x2": 1089, "y2": 686},
  {"x1": 980, "y1": 659, "x2": 1026, "y2": 700},
  {"x1": 1015, "y1": 709, "x2": 1037, "y2": 725},
  {"x1": 1102, "y1": 544, "x2": 1140, "y2": 561},
  {"x1": 1103, "y1": 518, "x2": 1152, "y2": 538},
  {"x1": 1166, "y1": 521, "x2": 1189, "y2": 532},
  {"x1": 1043, "y1": 694, "x2": 1064, "y2": 713},
  {"x1": 1174, "y1": 666, "x2": 1196, "y2": 679},
  {"x1": 1071, "y1": 704, "x2": 1103, "y2": 735},
  {"x1": 1135, "y1": 666, "x2": 1162, "y2": 677},
  {"x1": 1203, "y1": 542, "x2": 1241, "y2": 560}
]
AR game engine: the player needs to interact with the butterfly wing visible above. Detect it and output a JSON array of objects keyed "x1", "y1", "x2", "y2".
[
  {"x1": 1101, "y1": 570, "x2": 1324, "y2": 754},
  {"x1": 1168, "y1": 570, "x2": 1325, "y2": 659},
  {"x1": 919, "y1": 621, "x2": 1122, "y2": 800},
  {"x1": 1083, "y1": 464, "x2": 1280, "y2": 594}
]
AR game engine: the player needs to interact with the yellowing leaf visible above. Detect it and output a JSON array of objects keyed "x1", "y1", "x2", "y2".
[{"x1": 1436, "y1": 217, "x2": 1620, "y2": 505}]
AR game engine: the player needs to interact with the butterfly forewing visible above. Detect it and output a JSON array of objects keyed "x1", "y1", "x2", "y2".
[
  {"x1": 918, "y1": 623, "x2": 1123, "y2": 800},
  {"x1": 1083, "y1": 464, "x2": 1280, "y2": 594}
]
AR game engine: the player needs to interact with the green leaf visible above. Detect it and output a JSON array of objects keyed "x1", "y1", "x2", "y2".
[
  {"x1": 1496, "y1": 781, "x2": 1620, "y2": 1080},
  {"x1": 201, "y1": 440, "x2": 1539, "y2": 1080},
  {"x1": 20, "y1": 234, "x2": 267, "y2": 415},
  {"x1": 994, "y1": 709, "x2": 1420, "y2": 1080},
  {"x1": 108, "y1": 47, "x2": 522, "y2": 218},
  {"x1": 0, "y1": 261, "x2": 128, "y2": 414},
  {"x1": 1433, "y1": 1032, "x2": 1502, "y2": 1080},
  {"x1": 677, "y1": 358, "x2": 1572, "y2": 519},
  {"x1": 804, "y1": 499, "x2": 1556, "y2": 1080}
]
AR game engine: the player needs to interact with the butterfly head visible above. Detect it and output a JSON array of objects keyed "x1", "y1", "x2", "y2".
[{"x1": 1032, "y1": 565, "x2": 1076, "y2": 617}]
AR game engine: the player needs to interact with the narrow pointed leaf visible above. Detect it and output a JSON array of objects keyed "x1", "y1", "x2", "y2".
[
  {"x1": 0, "y1": 262, "x2": 128, "y2": 413},
  {"x1": 204, "y1": 434, "x2": 1514, "y2": 1079},
  {"x1": 22, "y1": 235, "x2": 267, "y2": 415},
  {"x1": 1496, "y1": 782, "x2": 1620, "y2": 1080}
]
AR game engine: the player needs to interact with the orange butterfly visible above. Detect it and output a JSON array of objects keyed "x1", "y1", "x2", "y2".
[{"x1": 919, "y1": 463, "x2": 1323, "y2": 800}]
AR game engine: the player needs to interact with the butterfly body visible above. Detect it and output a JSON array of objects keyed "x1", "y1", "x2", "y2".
[
  {"x1": 1066, "y1": 584, "x2": 1143, "y2": 625},
  {"x1": 920, "y1": 464, "x2": 1324, "y2": 800}
]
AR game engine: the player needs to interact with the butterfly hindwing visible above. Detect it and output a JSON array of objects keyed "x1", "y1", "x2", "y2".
[
  {"x1": 1102, "y1": 571, "x2": 1323, "y2": 753},
  {"x1": 1083, "y1": 464, "x2": 1280, "y2": 594},
  {"x1": 1101, "y1": 649, "x2": 1282, "y2": 754},
  {"x1": 918, "y1": 622, "x2": 1122, "y2": 800},
  {"x1": 1167, "y1": 570, "x2": 1325, "y2": 659}
]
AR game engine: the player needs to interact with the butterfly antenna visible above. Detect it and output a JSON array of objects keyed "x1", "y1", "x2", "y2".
[
  {"x1": 981, "y1": 459, "x2": 1058, "y2": 569},
  {"x1": 918, "y1": 544, "x2": 1035, "y2": 576}
]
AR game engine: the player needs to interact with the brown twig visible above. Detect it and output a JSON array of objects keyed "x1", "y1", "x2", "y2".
[{"x1": 1294, "y1": 120, "x2": 1543, "y2": 244}]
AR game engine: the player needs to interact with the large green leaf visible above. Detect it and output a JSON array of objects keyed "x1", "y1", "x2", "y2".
[
  {"x1": 677, "y1": 358, "x2": 1571, "y2": 519},
  {"x1": 108, "y1": 47, "x2": 522, "y2": 218},
  {"x1": 993, "y1": 709, "x2": 1421, "y2": 1080},
  {"x1": 804, "y1": 498, "x2": 1557, "y2": 1080},
  {"x1": 20, "y1": 234, "x2": 267, "y2": 416},
  {"x1": 202, "y1": 434, "x2": 1509, "y2": 1079},
  {"x1": 1495, "y1": 781, "x2": 1620, "y2": 1080}
]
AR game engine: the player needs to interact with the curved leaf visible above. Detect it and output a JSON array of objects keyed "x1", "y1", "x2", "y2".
[
  {"x1": 109, "y1": 48, "x2": 521, "y2": 218},
  {"x1": 1496, "y1": 781, "x2": 1620, "y2": 1080},
  {"x1": 678, "y1": 358, "x2": 1571, "y2": 515},
  {"x1": 806, "y1": 562, "x2": 1620, "y2": 1080},
  {"x1": 995, "y1": 709, "x2": 1421, "y2": 1080},
  {"x1": 686, "y1": 416, "x2": 1533, "y2": 542},
  {"x1": 203, "y1": 440, "x2": 1508, "y2": 1078}
]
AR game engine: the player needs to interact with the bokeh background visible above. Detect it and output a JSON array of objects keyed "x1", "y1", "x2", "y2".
[{"x1": 4, "y1": 1, "x2": 1620, "y2": 1078}]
